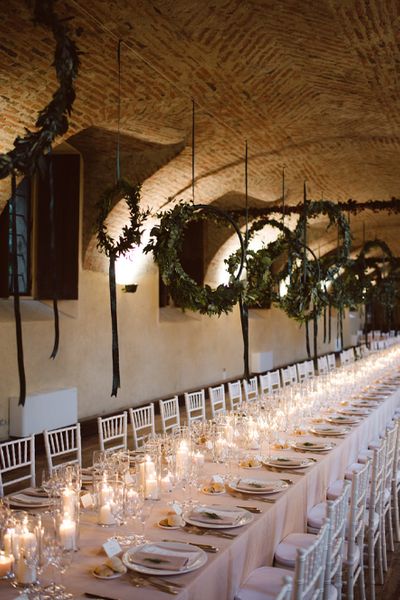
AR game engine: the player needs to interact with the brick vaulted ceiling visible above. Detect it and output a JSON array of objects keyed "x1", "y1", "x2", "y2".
[{"x1": 1, "y1": 0, "x2": 400, "y2": 268}]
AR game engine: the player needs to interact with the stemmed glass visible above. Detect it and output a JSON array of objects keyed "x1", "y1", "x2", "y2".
[{"x1": 136, "y1": 496, "x2": 154, "y2": 545}]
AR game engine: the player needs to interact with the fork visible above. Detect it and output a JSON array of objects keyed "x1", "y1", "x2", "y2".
[
  {"x1": 183, "y1": 525, "x2": 236, "y2": 539},
  {"x1": 129, "y1": 573, "x2": 180, "y2": 595}
]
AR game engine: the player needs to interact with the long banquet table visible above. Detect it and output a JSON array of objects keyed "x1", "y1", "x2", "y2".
[{"x1": 2, "y1": 378, "x2": 400, "y2": 600}]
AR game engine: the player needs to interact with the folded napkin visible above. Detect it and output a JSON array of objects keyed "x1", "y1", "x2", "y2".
[
  {"x1": 188, "y1": 507, "x2": 243, "y2": 525},
  {"x1": 9, "y1": 493, "x2": 49, "y2": 505},
  {"x1": 21, "y1": 487, "x2": 49, "y2": 498},
  {"x1": 236, "y1": 479, "x2": 273, "y2": 492},
  {"x1": 131, "y1": 548, "x2": 190, "y2": 571}
]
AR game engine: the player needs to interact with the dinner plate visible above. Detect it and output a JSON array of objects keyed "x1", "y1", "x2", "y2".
[
  {"x1": 92, "y1": 564, "x2": 127, "y2": 579},
  {"x1": 123, "y1": 541, "x2": 207, "y2": 575},
  {"x1": 310, "y1": 424, "x2": 350, "y2": 437},
  {"x1": 325, "y1": 415, "x2": 360, "y2": 425},
  {"x1": 7, "y1": 493, "x2": 50, "y2": 509},
  {"x1": 183, "y1": 504, "x2": 253, "y2": 528},
  {"x1": 291, "y1": 441, "x2": 334, "y2": 452},
  {"x1": 229, "y1": 477, "x2": 289, "y2": 495},
  {"x1": 338, "y1": 408, "x2": 370, "y2": 416},
  {"x1": 264, "y1": 456, "x2": 314, "y2": 469}
]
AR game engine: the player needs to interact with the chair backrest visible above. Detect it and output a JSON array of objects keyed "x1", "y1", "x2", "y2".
[
  {"x1": 44, "y1": 423, "x2": 81, "y2": 475},
  {"x1": 208, "y1": 385, "x2": 226, "y2": 419},
  {"x1": 0, "y1": 435, "x2": 36, "y2": 497},
  {"x1": 259, "y1": 373, "x2": 271, "y2": 397},
  {"x1": 129, "y1": 403, "x2": 155, "y2": 449},
  {"x1": 293, "y1": 519, "x2": 330, "y2": 600},
  {"x1": 243, "y1": 377, "x2": 258, "y2": 402},
  {"x1": 280, "y1": 366, "x2": 293, "y2": 387},
  {"x1": 296, "y1": 361, "x2": 307, "y2": 382},
  {"x1": 276, "y1": 576, "x2": 293, "y2": 600},
  {"x1": 339, "y1": 351, "x2": 348, "y2": 366},
  {"x1": 369, "y1": 441, "x2": 386, "y2": 530},
  {"x1": 317, "y1": 356, "x2": 329, "y2": 375},
  {"x1": 227, "y1": 380, "x2": 242, "y2": 410},
  {"x1": 327, "y1": 353, "x2": 336, "y2": 370},
  {"x1": 305, "y1": 360, "x2": 315, "y2": 379},
  {"x1": 268, "y1": 369, "x2": 281, "y2": 392},
  {"x1": 347, "y1": 460, "x2": 370, "y2": 566},
  {"x1": 159, "y1": 396, "x2": 180, "y2": 434},
  {"x1": 289, "y1": 364, "x2": 298, "y2": 384},
  {"x1": 97, "y1": 411, "x2": 127, "y2": 453},
  {"x1": 184, "y1": 390, "x2": 206, "y2": 426},
  {"x1": 324, "y1": 481, "x2": 351, "y2": 600},
  {"x1": 384, "y1": 422, "x2": 398, "y2": 491}
]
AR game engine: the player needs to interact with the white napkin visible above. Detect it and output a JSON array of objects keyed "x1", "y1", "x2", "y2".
[{"x1": 189, "y1": 507, "x2": 244, "y2": 525}]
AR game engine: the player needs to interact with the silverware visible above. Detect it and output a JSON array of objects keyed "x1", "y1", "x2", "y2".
[
  {"x1": 227, "y1": 490, "x2": 275, "y2": 504},
  {"x1": 235, "y1": 504, "x2": 263, "y2": 513},
  {"x1": 84, "y1": 593, "x2": 121, "y2": 600},
  {"x1": 183, "y1": 524, "x2": 236, "y2": 539},
  {"x1": 162, "y1": 538, "x2": 219, "y2": 552},
  {"x1": 263, "y1": 466, "x2": 305, "y2": 476},
  {"x1": 129, "y1": 573, "x2": 179, "y2": 595}
]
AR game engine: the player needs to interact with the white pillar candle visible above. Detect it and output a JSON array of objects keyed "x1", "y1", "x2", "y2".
[
  {"x1": 19, "y1": 531, "x2": 36, "y2": 552},
  {"x1": 98, "y1": 503, "x2": 115, "y2": 526},
  {"x1": 161, "y1": 472, "x2": 172, "y2": 492},
  {"x1": 193, "y1": 451, "x2": 205, "y2": 467},
  {"x1": 99, "y1": 483, "x2": 113, "y2": 506},
  {"x1": 62, "y1": 486, "x2": 77, "y2": 518},
  {"x1": 145, "y1": 477, "x2": 158, "y2": 499},
  {"x1": 176, "y1": 441, "x2": 189, "y2": 476},
  {"x1": 59, "y1": 516, "x2": 76, "y2": 551},
  {"x1": 16, "y1": 549, "x2": 36, "y2": 585},
  {"x1": 0, "y1": 553, "x2": 13, "y2": 578},
  {"x1": 3, "y1": 528, "x2": 19, "y2": 557}
]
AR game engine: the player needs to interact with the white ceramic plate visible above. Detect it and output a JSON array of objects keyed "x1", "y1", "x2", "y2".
[
  {"x1": 123, "y1": 541, "x2": 207, "y2": 576},
  {"x1": 184, "y1": 505, "x2": 253, "y2": 528},
  {"x1": 264, "y1": 456, "x2": 313, "y2": 469},
  {"x1": 229, "y1": 477, "x2": 289, "y2": 495},
  {"x1": 92, "y1": 565, "x2": 127, "y2": 579},
  {"x1": 291, "y1": 441, "x2": 334, "y2": 452},
  {"x1": 310, "y1": 425, "x2": 350, "y2": 436},
  {"x1": 7, "y1": 493, "x2": 50, "y2": 509},
  {"x1": 326, "y1": 415, "x2": 360, "y2": 425}
]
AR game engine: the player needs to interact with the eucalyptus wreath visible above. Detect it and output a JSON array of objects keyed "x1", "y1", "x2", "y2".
[
  {"x1": 0, "y1": 0, "x2": 80, "y2": 179},
  {"x1": 145, "y1": 202, "x2": 245, "y2": 316},
  {"x1": 96, "y1": 180, "x2": 148, "y2": 258}
]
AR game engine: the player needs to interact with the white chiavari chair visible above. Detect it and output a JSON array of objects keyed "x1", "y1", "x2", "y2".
[
  {"x1": 327, "y1": 353, "x2": 336, "y2": 370},
  {"x1": 208, "y1": 384, "x2": 226, "y2": 418},
  {"x1": 235, "y1": 520, "x2": 330, "y2": 600},
  {"x1": 159, "y1": 396, "x2": 180, "y2": 434},
  {"x1": 129, "y1": 403, "x2": 155, "y2": 449},
  {"x1": 227, "y1": 380, "x2": 243, "y2": 411},
  {"x1": 97, "y1": 411, "x2": 128, "y2": 453},
  {"x1": 259, "y1": 373, "x2": 271, "y2": 398},
  {"x1": 280, "y1": 366, "x2": 292, "y2": 387},
  {"x1": 379, "y1": 422, "x2": 398, "y2": 570},
  {"x1": 184, "y1": 389, "x2": 206, "y2": 426},
  {"x1": 307, "y1": 460, "x2": 370, "y2": 600},
  {"x1": 274, "y1": 481, "x2": 350, "y2": 600},
  {"x1": 0, "y1": 435, "x2": 36, "y2": 497},
  {"x1": 44, "y1": 423, "x2": 82, "y2": 475},
  {"x1": 317, "y1": 355, "x2": 329, "y2": 375},
  {"x1": 268, "y1": 369, "x2": 281, "y2": 393},
  {"x1": 392, "y1": 417, "x2": 400, "y2": 542},
  {"x1": 243, "y1": 377, "x2": 258, "y2": 402},
  {"x1": 296, "y1": 361, "x2": 307, "y2": 383}
]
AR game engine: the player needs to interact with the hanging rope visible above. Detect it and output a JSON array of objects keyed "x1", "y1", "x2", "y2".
[
  {"x1": 191, "y1": 99, "x2": 195, "y2": 204},
  {"x1": 11, "y1": 174, "x2": 26, "y2": 405},
  {"x1": 48, "y1": 151, "x2": 60, "y2": 359},
  {"x1": 240, "y1": 140, "x2": 250, "y2": 380},
  {"x1": 116, "y1": 39, "x2": 122, "y2": 182},
  {"x1": 281, "y1": 166, "x2": 286, "y2": 227}
]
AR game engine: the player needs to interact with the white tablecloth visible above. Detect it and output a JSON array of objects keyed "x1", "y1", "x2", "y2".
[{"x1": 2, "y1": 385, "x2": 399, "y2": 600}]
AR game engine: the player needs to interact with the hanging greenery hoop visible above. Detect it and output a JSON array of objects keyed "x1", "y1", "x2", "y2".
[
  {"x1": 0, "y1": 0, "x2": 80, "y2": 179},
  {"x1": 145, "y1": 202, "x2": 245, "y2": 316}
]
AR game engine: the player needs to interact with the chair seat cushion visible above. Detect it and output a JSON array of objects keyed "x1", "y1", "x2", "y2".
[
  {"x1": 368, "y1": 439, "x2": 381, "y2": 449},
  {"x1": 327, "y1": 479, "x2": 345, "y2": 500},
  {"x1": 234, "y1": 566, "x2": 293, "y2": 600},
  {"x1": 365, "y1": 510, "x2": 379, "y2": 532},
  {"x1": 345, "y1": 463, "x2": 363, "y2": 479},
  {"x1": 307, "y1": 501, "x2": 327, "y2": 529},
  {"x1": 343, "y1": 541, "x2": 361, "y2": 572},
  {"x1": 274, "y1": 533, "x2": 316, "y2": 567},
  {"x1": 358, "y1": 449, "x2": 373, "y2": 463}
]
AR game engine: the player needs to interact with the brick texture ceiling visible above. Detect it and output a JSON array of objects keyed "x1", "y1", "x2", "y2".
[{"x1": 1, "y1": 0, "x2": 400, "y2": 266}]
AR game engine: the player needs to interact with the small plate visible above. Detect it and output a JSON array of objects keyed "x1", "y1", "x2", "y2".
[
  {"x1": 92, "y1": 564, "x2": 127, "y2": 579},
  {"x1": 158, "y1": 518, "x2": 182, "y2": 530},
  {"x1": 229, "y1": 477, "x2": 289, "y2": 495},
  {"x1": 201, "y1": 486, "x2": 225, "y2": 495},
  {"x1": 123, "y1": 541, "x2": 207, "y2": 576},
  {"x1": 291, "y1": 441, "x2": 334, "y2": 453},
  {"x1": 183, "y1": 505, "x2": 253, "y2": 529},
  {"x1": 239, "y1": 460, "x2": 262, "y2": 469}
]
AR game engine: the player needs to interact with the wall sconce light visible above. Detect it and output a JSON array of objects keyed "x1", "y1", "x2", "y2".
[{"x1": 123, "y1": 284, "x2": 138, "y2": 294}]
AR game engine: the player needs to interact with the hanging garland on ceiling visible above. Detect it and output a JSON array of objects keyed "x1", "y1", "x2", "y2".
[
  {"x1": 0, "y1": 0, "x2": 80, "y2": 405},
  {"x1": 145, "y1": 201, "x2": 245, "y2": 316},
  {"x1": 96, "y1": 179, "x2": 148, "y2": 397}
]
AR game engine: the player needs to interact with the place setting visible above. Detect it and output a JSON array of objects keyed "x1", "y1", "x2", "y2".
[
  {"x1": 309, "y1": 423, "x2": 351, "y2": 437},
  {"x1": 290, "y1": 440, "x2": 335, "y2": 454}
]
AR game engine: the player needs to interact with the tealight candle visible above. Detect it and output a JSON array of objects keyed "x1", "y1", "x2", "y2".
[{"x1": 0, "y1": 552, "x2": 13, "y2": 579}]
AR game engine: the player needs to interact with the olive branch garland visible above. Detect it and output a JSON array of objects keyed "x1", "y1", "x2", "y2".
[
  {"x1": 96, "y1": 179, "x2": 149, "y2": 396},
  {"x1": 0, "y1": 0, "x2": 80, "y2": 405},
  {"x1": 144, "y1": 201, "x2": 245, "y2": 316}
]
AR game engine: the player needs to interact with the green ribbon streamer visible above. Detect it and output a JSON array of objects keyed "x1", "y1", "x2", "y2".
[{"x1": 11, "y1": 174, "x2": 26, "y2": 406}]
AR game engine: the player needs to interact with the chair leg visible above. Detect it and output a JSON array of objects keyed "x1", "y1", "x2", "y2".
[
  {"x1": 359, "y1": 555, "x2": 367, "y2": 600},
  {"x1": 393, "y1": 485, "x2": 400, "y2": 542},
  {"x1": 377, "y1": 529, "x2": 384, "y2": 586},
  {"x1": 368, "y1": 535, "x2": 375, "y2": 600},
  {"x1": 346, "y1": 566, "x2": 354, "y2": 600},
  {"x1": 387, "y1": 500, "x2": 394, "y2": 552},
  {"x1": 381, "y1": 513, "x2": 388, "y2": 572}
]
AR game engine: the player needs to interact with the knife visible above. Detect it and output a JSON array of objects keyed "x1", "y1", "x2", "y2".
[
  {"x1": 162, "y1": 539, "x2": 219, "y2": 552},
  {"x1": 84, "y1": 593, "x2": 121, "y2": 600}
]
